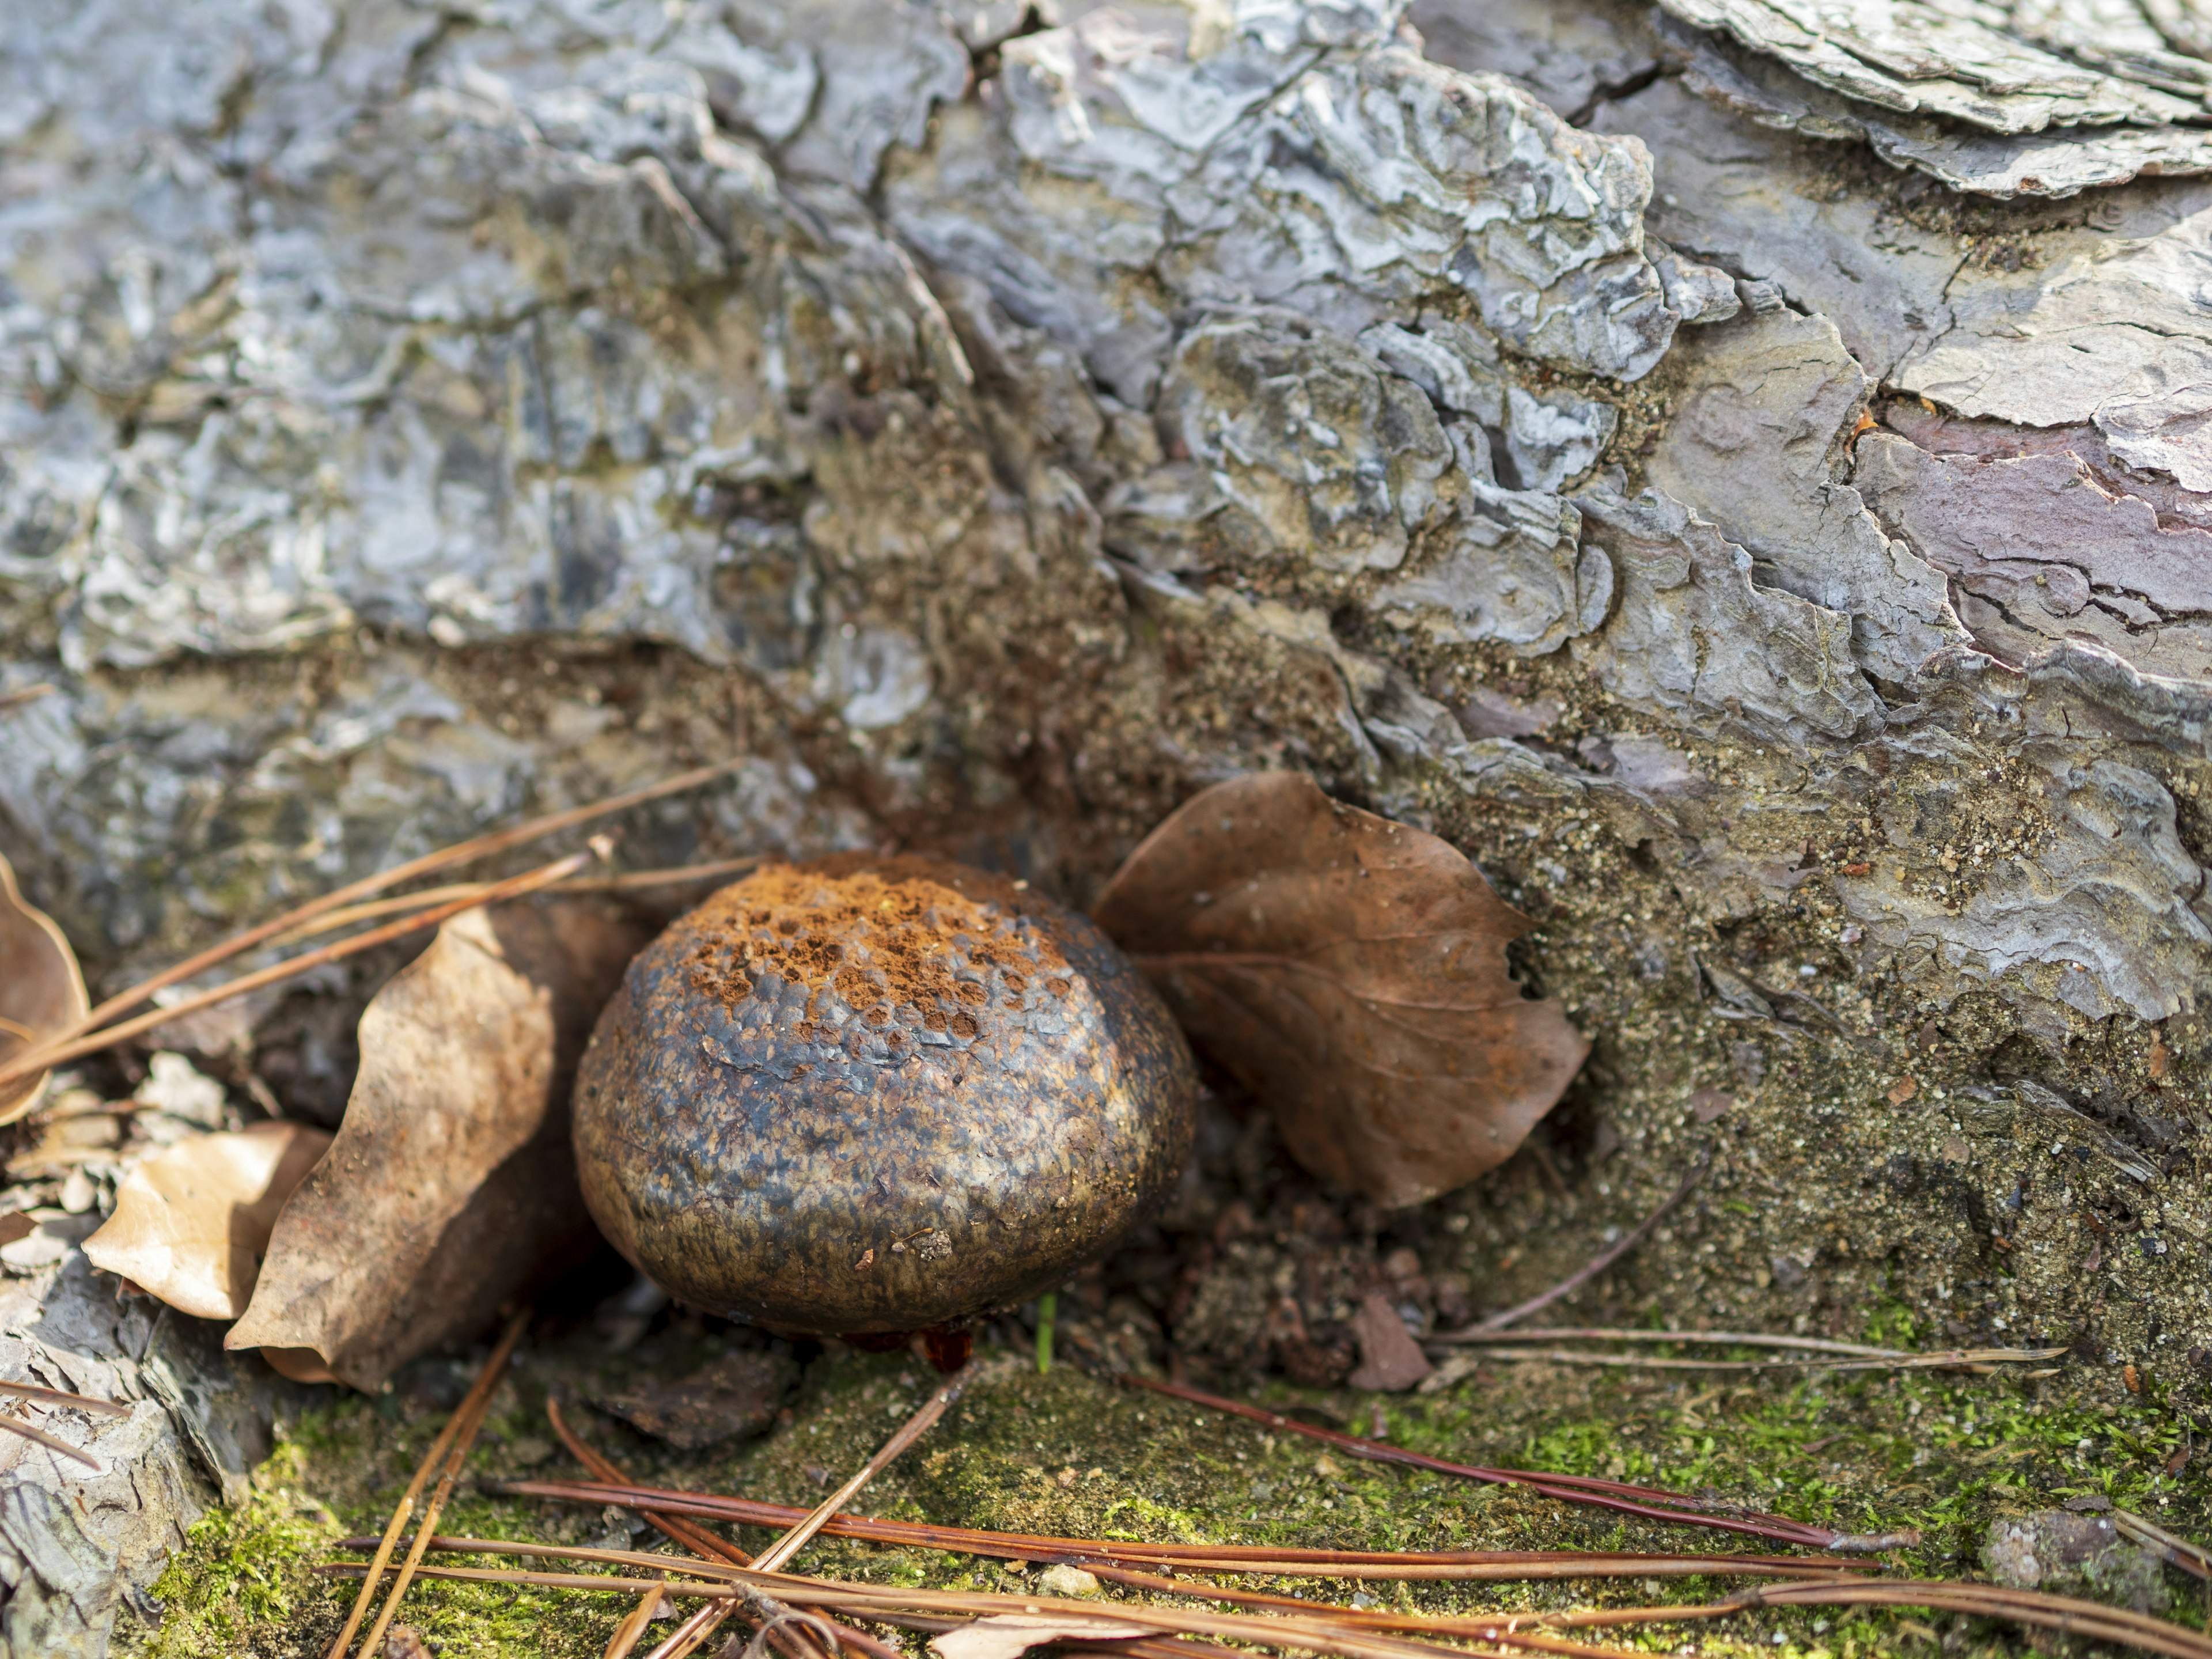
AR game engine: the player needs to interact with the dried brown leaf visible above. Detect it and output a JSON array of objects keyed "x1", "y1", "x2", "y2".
[
  {"x1": 82, "y1": 1122, "x2": 334, "y2": 1319},
  {"x1": 1092, "y1": 773, "x2": 1588, "y2": 1209},
  {"x1": 931, "y1": 1614, "x2": 1152, "y2": 1659},
  {"x1": 0, "y1": 852, "x2": 88, "y2": 1124},
  {"x1": 226, "y1": 900, "x2": 649, "y2": 1389}
]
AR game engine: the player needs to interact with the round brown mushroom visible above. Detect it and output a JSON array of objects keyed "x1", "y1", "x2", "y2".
[{"x1": 571, "y1": 854, "x2": 1197, "y2": 1338}]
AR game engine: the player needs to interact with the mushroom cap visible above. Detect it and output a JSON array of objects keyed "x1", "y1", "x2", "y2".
[{"x1": 572, "y1": 854, "x2": 1197, "y2": 1334}]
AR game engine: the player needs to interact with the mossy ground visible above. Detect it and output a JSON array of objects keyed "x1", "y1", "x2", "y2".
[{"x1": 123, "y1": 1304, "x2": 2212, "y2": 1659}]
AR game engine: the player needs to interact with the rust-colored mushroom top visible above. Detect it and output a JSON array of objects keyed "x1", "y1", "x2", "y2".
[{"x1": 571, "y1": 854, "x2": 1197, "y2": 1334}]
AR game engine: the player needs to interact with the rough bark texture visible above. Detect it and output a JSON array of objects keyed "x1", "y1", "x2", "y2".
[{"x1": 6, "y1": 0, "x2": 2212, "y2": 1644}]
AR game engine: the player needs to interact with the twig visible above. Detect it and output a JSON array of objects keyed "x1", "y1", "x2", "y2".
[
  {"x1": 326, "y1": 1310, "x2": 528, "y2": 1659},
  {"x1": 1, "y1": 849, "x2": 596, "y2": 1086},
  {"x1": 606, "y1": 1584, "x2": 666, "y2": 1659},
  {"x1": 0, "y1": 684, "x2": 54, "y2": 713},
  {"x1": 322, "y1": 1552, "x2": 1634, "y2": 1659},
  {"x1": 0, "y1": 1408, "x2": 103, "y2": 1469},
  {"x1": 691, "y1": 1363, "x2": 968, "y2": 1659},
  {"x1": 1429, "y1": 1326, "x2": 1903, "y2": 1357},
  {"x1": 355, "y1": 1309, "x2": 532, "y2": 1659},
  {"x1": 1554, "y1": 1578, "x2": 2212, "y2": 1659},
  {"x1": 476, "y1": 1492, "x2": 1869, "y2": 1580},
  {"x1": 756, "y1": 1364, "x2": 971, "y2": 1574},
  {"x1": 1453, "y1": 1346, "x2": 2067, "y2": 1375},
  {"x1": 551, "y1": 1396, "x2": 749, "y2": 1658},
  {"x1": 1122, "y1": 1375, "x2": 1913, "y2": 1552},
  {"x1": 0, "y1": 1377, "x2": 132, "y2": 1416},
  {"x1": 272, "y1": 857, "x2": 765, "y2": 944},
  {"x1": 546, "y1": 1400, "x2": 907, "y2": 1659},
  {"x1": 321, "y1": 1554, "x2": 2212, "y2": 1659},
  {"x1": 2113, "y1": 1510, "x2": 2212, "y2": 1582},
  {"x1": 1469, "y1": 1162, "x2": 1704, "y2": 1334},
  {"x1": 0, "y1": 757, "x2": 747, "y2": 1089}
]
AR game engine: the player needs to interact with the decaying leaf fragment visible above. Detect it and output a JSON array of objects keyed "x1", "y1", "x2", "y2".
[
  {"x1": 1093, "y1": 774, "x2": 1589, "y2": 1209},
  {"x1": 82, "y1": 1122, "x2": 333, "y2": 1319},
  {"x1": 0, "y1": 852, "x2": 88, "y2": 1124},
  {"x1": 931, "y1": 1614, "x2": 1150, "y2": 1659},
  {"x1": 226, "y1": 900, "x2": 649, "y2": 1389}
]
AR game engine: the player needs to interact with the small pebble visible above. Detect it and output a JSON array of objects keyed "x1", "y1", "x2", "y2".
[{"x1": 1037, "y1": 1566, "x2": 1099, "y2": 1597}]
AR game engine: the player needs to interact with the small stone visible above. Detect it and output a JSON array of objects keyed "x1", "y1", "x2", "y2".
[
  {"x1": 1984, "y1": 1511, "x2": 2165, "y2": 1613},
  {"x1": 58, "y1": 1167, "x2": 99, "y2": 1213},
  {"x1": 506, "y1": 1436, "x2": 555, "y2": 1468},
  {"x1": 1313, "y1": 1454, "x2": 1346, "y2": 1478},
  {"x1": 1036, "y1": 1566, "x2": 1101, "y2": 1598},
  {"x1": 1346, "y1": 1290, "x2": 1432, "y2": 1392},
  {"x1": 134, "y1": 1053, "x2": 228, "y2": 1127},
  {"x1": 1691, "y1": 1087, "x2": 1734, "y2": 1122}
]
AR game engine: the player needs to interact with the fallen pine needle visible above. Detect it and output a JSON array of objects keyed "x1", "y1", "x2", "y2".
[
  {"x1": 0, "y1": 757, "x2": 747, "y2": 1089},
  {"x1": 1120, "y1": 1375, "x2": 1914, "y2": 1553},
  {"x1": 314, "y1": 1554, "x2": 2212, "y2": 1659},
  {"x1": 1445, "y1": 1345, "x2": 2069, "y2": 1375},
  {"x1": 1429, "y1": 1327, "x2": 1903, "y2": 1357},
  {"x1": 325, "y1": 1310, "x2": 528, "y2": 1659},
  {"x1": 1470, "y1": 1162, "x2": 1703, "y2": 1333},
  {"x1": 272, "y1": 857, "x2": 766, "y2": 945},
  {"x1": 2, "y1": 848, "x2": 600, "y2": 1084},
  {"x1": 604, "y1": 1583, "x2": 665, "y2": 1659},
  {"x1": 547, "y1": 1399, "x2": 904, "y2": 1659},
  {"x1": 2114, "y1": 1509, "x2": 2212, "y2": 1582},
  {"x1": 0, "y1": 1377, "x2": 132, "y2": 1416},
  {"x1": 0, "y1": 1407, "x2": 103, "y2": 1469},
  {"x1": 760, "y1": 1362, "x2": 971, "y2": 1574},
  {"x1": 480, "y1": 1484, "x2": 1872, "y2": 1580},
  {"x1": 340, "y1": 1536, "x2": 1828, "y2": 1659},
  {"x1": 1555, "y1": 1578, "x2": 2212, "y2": 1659},
  {"x1": 550, "y1": 1397, "x2": 749, "y2": 1659},
  {"x1": 656, "y1": 1361, "x2": 971, "y2": 1659},
  {"x1": 0, "y1": 684, "x2": 55, "y2": 713}
]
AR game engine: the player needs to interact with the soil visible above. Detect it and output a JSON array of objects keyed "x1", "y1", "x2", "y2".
[{"x1": 118, "y1": 1088, "x2": 2212, "y2": 1659}]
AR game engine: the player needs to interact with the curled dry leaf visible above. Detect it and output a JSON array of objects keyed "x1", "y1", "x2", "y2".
[
  {"x1": 0, "y1": 851, "x2": 88, "y2": 1124},
  {"x1": 82, "y1": 1122, "x2": 333, "y2": 1319},
  {"x1": 226, "y1": 900, "x2": 649, "y2": 1389},
  {"x1": 1092, "y1": 773, "x2": 1588, "y2": 1209},
  {"x1": 931, "y1": 1614, "x2": 1151, "y2": 1659}
]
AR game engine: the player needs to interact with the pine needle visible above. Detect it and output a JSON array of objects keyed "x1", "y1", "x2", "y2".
[
  {"x1": 0, "y1": 1407, "x2": 103, "y2": 1469},
  {"x1": 0, "y1": 1377, "x2": 132, "y2": 1416},
  {"x1": 482, "y1": 1481, "x2": 1870, "y2": 1581},
  {"x1": 0, "y1": 757, "x2": 747, "y2": 1089},
  {"x1": 1121, "y1": 1375, "x2": 1915, "y2": 1552},
  {"x1": 325, "y1": 1310, "x2": 529, "y2": 1659},
  {"x1": 0, "y1": 849, "x2": 598, "y2": 1085}
]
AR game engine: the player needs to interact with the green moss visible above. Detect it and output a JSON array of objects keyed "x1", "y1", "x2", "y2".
[{"x1": 122, "y1": 1335, "x2": 2212, "y2": 1659}]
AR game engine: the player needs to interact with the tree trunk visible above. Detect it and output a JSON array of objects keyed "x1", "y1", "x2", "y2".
[{"x1": 3, "y1": 0, "x2": 2211, "y2": 1642}]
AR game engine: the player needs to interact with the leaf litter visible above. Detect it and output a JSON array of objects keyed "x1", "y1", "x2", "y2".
[
  {"x1": 82, "y1": 1120, "x2": 332, "y2": 1319},
  {"x1": 0, "y1": 849, "x2": 89, "y2": 1123},
  {"x1": 5, "y1": 764, "x2": 2208, "y2": 1656},
  {"x1": 226, "y1": 900, "x2": 650, "y2": 1389},
  {"x1": 1093, "y1": 773, "x2": 1589, "y2": 1209}
]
